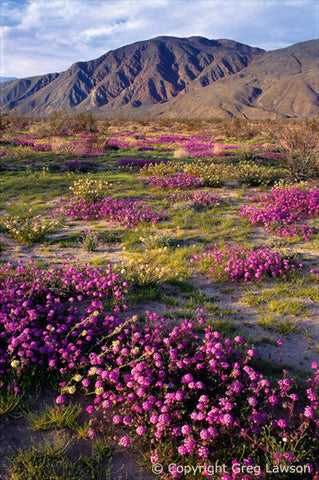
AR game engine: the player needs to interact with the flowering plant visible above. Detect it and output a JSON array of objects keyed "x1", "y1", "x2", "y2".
[
  {"x1": 168, "y1": 190, "x2": 223, "y2": 209},
  {"x1": 69, "y1": 178, "x2": 110, "y2": 201},
  {"x1": 79, "y1": 313, "x2": 318, "y2": 478},
  {"x1": 58, "y1": 196, "x2": 166, "y2": 228},
  {"x1": 184, "y1": 161, "x2": 234, "y2": 187},
  {"x1": 1, "y1": 215, "x2": 58, "y2": 245},
  {"x1": 0, "y1": 262, "x2": 318, "y2": 479},
  {"x1": 122, "y1": 257, "x2": 175, "y2": 286},
  {"x1": 236, "y1": 161, "x2": 284, "y2": 186},
  {"x1": 142, "y1": 172, "x2": 204, "y2": 190},
  {"x1": 118, "y1": 157, "x2": 168, "y2": 170},
  {"x1": 240, "y1": 187, "x2": 319, "y2": 240},
  {"x1": 141, "y1": 162, "x2": 183, "y2": 177},
  {"x1": 0, "y1": 260, "x2": 127, "y2": 373},
  {"x1": 190, "y1": 245, "x2": 301, "y2": 282}
]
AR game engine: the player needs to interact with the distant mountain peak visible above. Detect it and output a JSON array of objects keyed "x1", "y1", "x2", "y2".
[
  {"x1": 0, "y1": 36, "x2": 318, "y2": 118},
  {"x1": 0, "y1": 76, "x2": 18, "y2": 83}
]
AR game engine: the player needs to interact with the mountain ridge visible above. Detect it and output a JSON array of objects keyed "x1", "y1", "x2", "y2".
[
  {"x1": 0, "y1": 36, "x2": 318, "y2": 118},
  {"x1": 0, "y1": 77, "x2": 18, "y2": 83}
]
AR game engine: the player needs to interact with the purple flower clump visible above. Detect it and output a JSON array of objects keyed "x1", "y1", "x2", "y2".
[
  {"x1": 81, "y1": 312, "x2": 318, "y2": 473},
  {"x1": 190, "y1": 244, "x2": 300, "y2": 282},
  {"x1": 168, "y1": 190, "x2": 222, "y2": 208},
  {"x1": 240, "y1": 187, "x2": 319, "y2": 240},
  {"x1": 57, "y1": 197, "x2": 166, "y2": 228},
  {"x1": 0, "y1": 260, "x2": 126, "y2": 376}
]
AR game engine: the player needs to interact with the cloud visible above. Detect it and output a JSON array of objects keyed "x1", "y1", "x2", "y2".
[
  {"x1": 83, "y1": 19, "x2": 143, "y2": 40},
  {"x1": 1, "y1": 0, "x2": 318, "y2": 77}
]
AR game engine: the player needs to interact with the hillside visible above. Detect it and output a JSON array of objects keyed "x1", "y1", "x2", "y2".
[
  {"x1": 0, "y1": 36, "x2": 263, "y2": 115},
  {"x1": 0, "y1": 36, "x2": 318, "y2": 118},
  {"x1": 148, "y1": 39, "x2": 319, "y2": 119}
]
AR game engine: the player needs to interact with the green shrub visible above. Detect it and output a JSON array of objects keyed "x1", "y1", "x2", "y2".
[
  {"x1": 122, "y1": 256, "x2": 175, "y2": 287},
  {"x1": 81, "y1": 230, "x2": 99, "y2": 252},
  {"x1": 1, "y1": 215, "x2": 58, "y2": 246},
  {"x1": 140, "y1": 232, "x2": 181, "y2": 249},
  {"x1": 236, "y1": 161, "x2": 284, "y2": 186},
  {"x1": 69, "y1": 178, "x2": 109, "y2": 201},
  {"x1": 141, "y1": 162, "x2": 182, "y2": 177},
  {"x1": 184, "y1": 160, "x2": 234, "y2": 187}
]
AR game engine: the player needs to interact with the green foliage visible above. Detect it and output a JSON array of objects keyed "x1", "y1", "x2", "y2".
[
  {"x1": 6, "y1": 437, "x2": 106, "y2": 480},
  {"x1": 257, "y1": 314, "x2": 297, "y2": 335},
  {"x1": 69, "y1": 178, "x2": 110, "y2": 201},
  {"x1": 28, "y1": 404, "x2": 82, "y2": 431},
  {"x1": 81, "y1": 230, "x2": 99, "y2": 252},
  {"x1": 207, "y1": 319, "x2": 238, "y2": 335},
  {"x1": 236, "y1": 160, "x2": 284, "y2": 186},
  {"x1": 0, "y1": 389, "x2": 24, "y2": 416},
  {"x1": 139, "y1": 232, "x2": 181, "y2": 249},
  {"x1": 123, "y1": 257, "x2": 175, "y2": 287},
  {"x1": 141, "y1": 161, "x2": 182, "y2": 177},
  {"x1": 98, "y1": 229, "x2": 124, "y2": 244},
  {"x1": 1, "y1": 214, "x2": 58, "y2": 245},
  {"x1": 184, "y1": 160, "x2": 234, "y2": 187},
  {"x1": 166, "y1": 278, "x2": 194, "y2": 292},
  {"x1": 268, "y1": 299, "x2": 307, "y2": 316}
]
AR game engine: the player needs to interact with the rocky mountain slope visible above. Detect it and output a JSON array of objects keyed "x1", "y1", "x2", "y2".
[
  {"x1": 0, "y1": 36, "x2": 318, "y2": 118},
  {"x1": 148, "y1": 39, "x2": 319, "y2": 119}
]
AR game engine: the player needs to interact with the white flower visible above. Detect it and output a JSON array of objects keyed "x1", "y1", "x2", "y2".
[{"x1": 11, "y1": 360, "x2": 20, "y2": 369}]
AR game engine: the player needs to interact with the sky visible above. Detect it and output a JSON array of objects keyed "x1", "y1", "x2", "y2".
[{"x1": 0, "y1": 0, "x2": 318, "y2": 78}]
